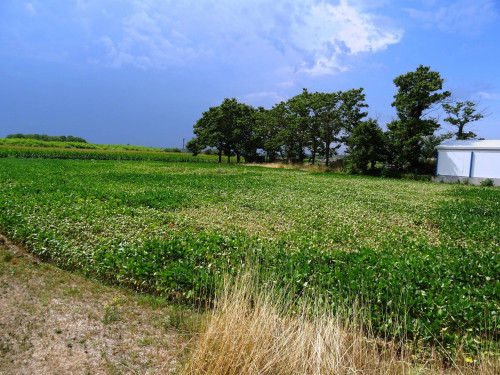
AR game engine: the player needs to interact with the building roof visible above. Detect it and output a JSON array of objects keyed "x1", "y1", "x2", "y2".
[{"x1": 436, "y1": 139, "x2": 500, "y2": 150}]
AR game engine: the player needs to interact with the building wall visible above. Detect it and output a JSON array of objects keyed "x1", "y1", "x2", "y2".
[
  {"x1": 472, "y1": 151, "x2": 500, "y2": 178},
  {"x1": 437, "y1": 150, "x2": 472, "y2": 177},
  {"x1": 436, "y1": 150, "x2": 500, "y2": 179}
]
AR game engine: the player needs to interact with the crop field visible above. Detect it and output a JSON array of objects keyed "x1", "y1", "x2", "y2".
[
  {"x1": 0, "y1": 145, "x2": 219, "y2": 162},
  {"x1": 0, "y1": 156, "x2": 498, "y2": 354},
  {"x1": 0, "y1": 136, "x2": 166, "y2": 151}
]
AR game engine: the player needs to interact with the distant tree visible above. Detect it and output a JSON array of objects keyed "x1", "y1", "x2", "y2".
[
  {"x1": 186, "y1": 138, "x2": 202, "y2": 156},
  {"x1": 267, "y1": 101, "x2": 307, "y2": 163},
  {"x1": 339, "y1": 88, "x2": 369, "y2": 136},
  {"x1": 346, "y1": 118, "x2": 386, "y2": 173},
  {"x1": 254, "y1": 107, "x2": 280, "y2": 162},
  {"x1": 387, "y1": 65, "x2": 451, "y2": 171},
  {"x1": 232, "y1": 103, "x2": 261, "y2": 163},
  {"x1": 203, "y1": 148, "x2": 217, "y2": 155},
  {"x1": 284, "y1": 88, "x2": 367, "y2": 166},
  {"x1": 188, "y1": 88, "x2": 367, "y2": 166},
  {"x1": 6, "y1": 133, "x2": 26, "y2": 139},
  {"x1": 442, "y1": 101, "x2": 485, "y2": 140},
  {"x1": 314, "y1": 88, "x2": 368, "y2": 167},
  {"x1": 287, "y1": 89, "x2": 318, "y2": 164},
  {"x1": 420, "y1": 133, "x2": 453, "y2": 160},
  {"x1": 218, "y1": 98, "x2": 246, "y2": 163},
  {"x1": 5, "y1": 133, "x2": 87, "y2": 143},
  {"x1": 162, "y1": 147, "x2": 183, "y2": 153},
  {"x1": 189, "y1": 98, "x2": 258, "y2": 163},
  {"x1": 190, "y1": 106, "x2": 224, "y2": 162}
]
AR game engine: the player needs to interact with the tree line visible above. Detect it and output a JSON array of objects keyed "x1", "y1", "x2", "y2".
[
  {"x1": 188, "y1": 65, "x2": 485, "y2": 174},
  {"x1": 6, "y1": 133, "x2": 88, "y2": 143}
]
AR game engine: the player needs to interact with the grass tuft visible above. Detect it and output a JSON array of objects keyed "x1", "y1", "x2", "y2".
[{"x1": 184, "y1": 272, "x2": 499, "y2": 375}]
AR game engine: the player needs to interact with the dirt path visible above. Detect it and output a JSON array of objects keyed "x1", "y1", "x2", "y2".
[{"x1": 0, "y1": 234, "x2": 189, "y2": 375}]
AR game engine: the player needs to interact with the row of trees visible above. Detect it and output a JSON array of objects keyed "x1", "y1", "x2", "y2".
[
  {"x1": 188, "y1": 65, "x2": 485, "y2": 173},
  {"x1": 6, "y1": 133, "x2": 88, "y2": 143},
  {"x1": 187, "y1": 88, "x2": 368, "y2": 165}
]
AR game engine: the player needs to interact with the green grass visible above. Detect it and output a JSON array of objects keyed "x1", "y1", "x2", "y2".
[
  {"x1": 0, "y1": 144, "x2": 219, "y2": 162},
  {"x1": 0, "y1": 137, "x2": 166, "y2": 151},
  {"x1": 0, "y1": 158, "x2": 498, "y2": 353}
]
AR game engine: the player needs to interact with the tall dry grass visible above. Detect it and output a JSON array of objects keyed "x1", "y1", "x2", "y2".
[
  {"x1": 244, "y1": 161, "x2": 344, "y2": 173},
  {"x1": 183, "y1": 274, "x2": 498, "y2": 375}
]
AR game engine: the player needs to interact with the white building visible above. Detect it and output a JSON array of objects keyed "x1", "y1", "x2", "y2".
[{"x1": 435, "y1": 140, "x2": 500, "y2": 183}]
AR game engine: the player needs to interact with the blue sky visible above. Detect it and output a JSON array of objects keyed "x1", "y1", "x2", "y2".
[{"x1": 1, "y1": 0, "x2": 499, "y2": 148}]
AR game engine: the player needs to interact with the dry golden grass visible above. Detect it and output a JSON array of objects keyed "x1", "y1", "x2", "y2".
[
  {"x1": 184, "y1": 273, "x2": 499, "y2": 375},
  {"x1": 244, "y1": 161, "x2": 344, "y2": 173}
]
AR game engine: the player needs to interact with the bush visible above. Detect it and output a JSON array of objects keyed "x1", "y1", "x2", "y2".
[
  {"x1": 481, "y1": 178, "x2": 494, "y2": 187},
  {"x1": 401, "y1": 173, "x2": 432, "y2": 181}
]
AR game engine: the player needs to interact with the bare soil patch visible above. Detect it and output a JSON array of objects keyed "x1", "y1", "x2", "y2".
[{"x1": 0, "y1": 234, "x2": 188, "y2": 375}]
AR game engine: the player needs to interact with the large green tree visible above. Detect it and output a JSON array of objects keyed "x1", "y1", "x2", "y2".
[
  {"x1": 346, "y1": 118, "x2": 386, "y2": 173},
  {"x1": 232, "y1": 103, "x2": 261, "y2": 163},
  {"x1": 267, "y1": 101, "x2": 308, "y2": 163},
  {"x1": 310, "y1": 91, "x2": 342, "y2": 167},
  {"x1": 387, "y1": 65, "x2": 451, "y2": 171},
  {"x1": 189, "y1": 98, "x2": 258, "y2": 163},
  {"x1": 189, "y1": 105, "x2": 226, "y2": 163},
  {"x1": 287, "y1": 89, "x2": 323, "y2": 164},
  {"x1": 286, "y1": 88, "x2": 368, "y2": 166},
  {"x1": 442, "y1": 100, "x2": 485, "y2": 140},
  {"x1": 254, "y1": 107, "x2": 280, "y2": 162}
]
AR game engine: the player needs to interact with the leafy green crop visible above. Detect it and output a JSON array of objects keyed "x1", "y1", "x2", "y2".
[
  {"x1": 0, "y1": 158, "x2": 498, "y2": 353},
  {"x1": 0, "y1": 137, "x2": 164, "y2": 151},
  {"x1": 0, "y1": 145, "x2": 219, "y2": 162}
]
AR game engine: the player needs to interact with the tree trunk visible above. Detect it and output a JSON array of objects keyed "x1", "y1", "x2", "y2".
[
  {"x1": 237, "y1": 153, "x2": 241, "y2": 163},
  {"x1": 325, "y1": 143, "x2": 330, "y2": 167},
  {"x1": 218, "y1": 149, "x2": 222, "y2": 163}
]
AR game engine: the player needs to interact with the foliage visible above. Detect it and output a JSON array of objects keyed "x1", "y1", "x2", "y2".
[
  {"x1": 190, "y1": 89, "x2": 367, "y2": 165},
  {"x1": 0, "y1": 159, "x2": 498, "y2": 354},
  {"x1": 190, "y1": 98, "x2": 260, "y2": 163},
  {"x1": 387, "y1": 65, "x2": 451, "y2": 171},
  {"x1": 480, "y1": 178, "x2": 494, "y2": 187},
  {"x1": 6, "y1": 133, "x2": 87, "y2": 143},
  {"x1": 0, "y1": 137, "x2": 167, "y2": 152},
  {"x1": 163, "y1": 147, "x2": 183, "y2": 153},
  {"x1": 443, "y1": 101, "x2": 485, "y2": 140},
  {"x1": 286, "y1": 88, "x2": 368, "y2": 166},
  {"x1": 345, "y1": 118, "x2": 386, "y2": 173},
  {"x1": 0, "y1": 146, "x2": 220, "y2": 162},
  {"x1": 421, "y1": 133, "x2": 453, "y2": 159},
  {"x1": 267, "y1": 100, "x2": 308, "y2": 163}
]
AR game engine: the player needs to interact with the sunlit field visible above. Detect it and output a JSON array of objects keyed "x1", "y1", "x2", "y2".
[{"x1": 0, "y1": 157, "x2": 498, "y2": 357}]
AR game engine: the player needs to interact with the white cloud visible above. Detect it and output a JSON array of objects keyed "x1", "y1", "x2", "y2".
[
  {"x1": 25, "y1": 2, "x2": 36, "y2": 16},
  {"x1": 406, "y1": 0, "x2": 498, "y2": 35},
  {"x1": 98, "y1": 5, "x2": 206, "y2": 69},
  {"x1": 241, "y1": 91, "x2": 287, "y2": 107},
  {"x1": 292, "y1": 0, "x2": 402, "y2": 75},
  {"x1": 477, "y1": 92, "x2": 500, "y2": 101},
  {"x1": 85, "y1": 0, "x2": 402, "y2": 75}
]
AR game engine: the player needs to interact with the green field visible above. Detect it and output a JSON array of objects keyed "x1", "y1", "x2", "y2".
[
  {"x1": 0, "y1": 136, "x2": 166, "y2": 151},
  {"x1": 0, "y1": 157, "x2": 498, "y2": 353},
  {"x1": 0, "y1": 144, "x2": 219, "y2": 162}
]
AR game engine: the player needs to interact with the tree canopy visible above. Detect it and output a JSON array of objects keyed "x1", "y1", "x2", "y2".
[
  {"x1": 6, "y1": 133, "x2": 87, "y2": 143},
  {"x1": 387, "y1": 65, "x2": 451, "y2": 171},
  {"x1": 188, "y1": 64, "x2": 490, "y2": 175},
  {"x1": 443, "y1": 101, "x2": 485, "y2": 140},
  {"x1": 187, "y1": 89, "x2": 368, "y2": 165}
]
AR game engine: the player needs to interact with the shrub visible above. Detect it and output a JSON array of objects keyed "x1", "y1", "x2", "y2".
[{"x1": 481, "y1": 178, "x2": 494, "y2": 187}]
